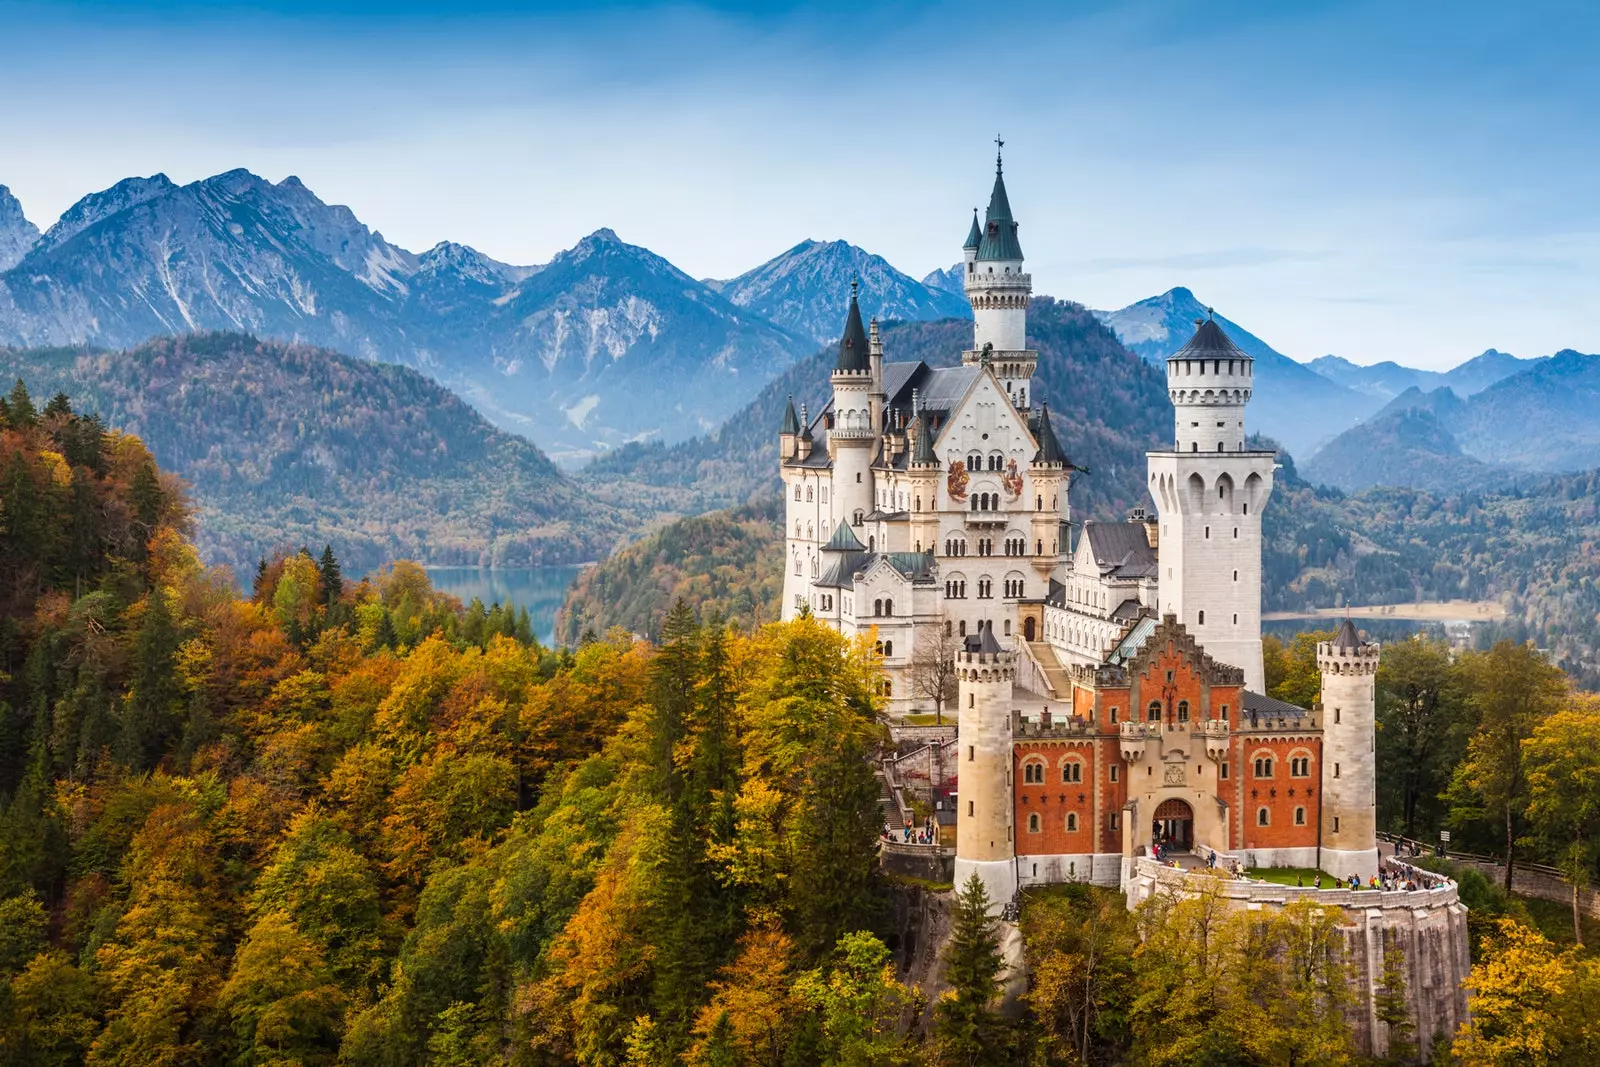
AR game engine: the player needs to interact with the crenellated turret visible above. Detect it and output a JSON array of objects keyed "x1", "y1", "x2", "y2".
[
  {"x1": 1317, "y1": 620, "x2": 1380, "y2": 882},
  {"x1": 955, "y1": 620, "x2": 1019, "y2": 912}
]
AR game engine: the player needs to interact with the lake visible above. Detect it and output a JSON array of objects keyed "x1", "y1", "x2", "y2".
[{"x1": 425, "y1": 565, "x2": 586, "y2": 644}]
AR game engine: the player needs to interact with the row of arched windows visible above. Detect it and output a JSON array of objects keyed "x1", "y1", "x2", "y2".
[
  {"x1": 1020, "y1": 758, "x2": 1085, "y2": 784},
  {"x1": 970, "y1": 493, "x2": 1002, "y2": 511},
  {"x1": 874, "y1": 639, "x2": 895, "y2": 657},
  {"x1": 1256, "y1": 806, "x2": 1308, "y2": 827},
  {"x1": 1024, "y1": 812, "x2": 1082, "y2": 834}
]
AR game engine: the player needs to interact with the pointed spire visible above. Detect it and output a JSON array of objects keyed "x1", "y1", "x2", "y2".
[
  {"x1": 911, "y1": 409, "x2": 938, "y2": 465},
  {"x1": 780, "y1": 394, "x2": 799, "y2": 435},
  {"x1": 1331, "y1": 617, "x2": 1363, "y2": 650},
  {"x1": 976, "y1": 618, "x2": 1003, "y2": 654},
  {"x1": 975, "y1": 142, "x2": 1022, "y2": 262},
  {"x1": 1032, "y1": 402, "x2": 1068, "y2": 466},
  {"x1": 835, "y1": 280, "x2": 870, "y2": 373},
  {"x1": 963, "y1": 207, "x2": 982, "y2": 250}
]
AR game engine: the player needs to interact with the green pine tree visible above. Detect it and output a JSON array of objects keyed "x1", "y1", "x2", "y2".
[
  {"x1": 42, "y1": 393, "x2": 72, "y2": 419},
  {"x1": 935, "y1": 874, "x2": 1009, "y2": 1066},
  {"x1": 317, "y1": 544, "x2": 343, "y2": 606},
  {"x1": 6, "y1": 380, "x2": 36, "y2": 428},
  {"x1": 117, "y1": 590, "x2": 184, "y2": 770}
]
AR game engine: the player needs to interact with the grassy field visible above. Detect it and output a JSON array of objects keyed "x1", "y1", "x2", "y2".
[{"x1": 1245, "y1": 867, "x2": 1374, "y2": 889}]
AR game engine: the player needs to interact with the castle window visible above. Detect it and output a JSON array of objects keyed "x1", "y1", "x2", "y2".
[
  {"x1": 884, "y1": 641, "x2": 893, "y2": 657},
  {"x1": 1003, "y1": 620, "x2": 1011, "y2": 636},
  {"x1": 1233, "y1": 528, "x2": 1238, "y2": 539},
  {"x1": 883, "y1": 679, "x2": 892, "y2": 696},
  {"x1": 1110, "y1": 707, "x2": 1119, "y2": 724},
  {"x1": 969, "y1": 801, "x2": 974, "y2": 816},
  {"x1": 821, "y1": 487, "x2": 828, "y2": 503},
  {"x1": 1066, "y1": 813, "x2": 1078, "y2": 833},
  {"x1": 874, "y1": 599, "x2": 883, "y2": 616},
  {"x1": 1197, "y1": 611, "x2": 1205, "y2": 626},
  {"x1": 969, "y1": 746, "x2": 974, "y2": 762},
  {"x1": 1233, "y1": 570, "x2": 1238, "y2": 581},
  {"x1": 1220, "y1": 763, "x2": 1229, "y2": 779},
  {"x1": 1254, "y1": 757, "x2": 1274, "y2": 778},
  {"x1": 1334, "y1": 816, "x2": 1341, "y2": 833},
  {"x1": 1192, "y1": 443, "x2": 1198, "y2": 452},
  {"x1": 1109, "y1": 765, "x2": 1119, "y2": 782},
  {"x1": 1177, "y1": 700, "x2": 1190, "y2": 723},
  {"x1": 856, "y1": 472, "x2": 861, "y2": 483},
  {"x1": 794, "y1": 486, "x2": 801, "y2": 501},
  {"x1": 1061, "y1": 761, "x2": 1082, "y2": 783},
  {"x1": 1220, "y1": 705, "x2": 1229, "y2": 721},
  {"x1": 1109, "y1": 813, "x2": 1119, "y2": 831},
  {"x1": 1024, "y1": 761, "x2": 1043, "y2": 784},
  {"x1": 1037, "y1": 539, "x2": 1044, "y2": 554},
  {"x1": 1147, "y1": 701, "x2": 1161, "y2": 722},
  {"x1": 945, "y1": 620, "x2": 952, "y2": 636},
  {"x1": 1335, "y1": 708, "x2": 1341, "y2": 724},
  {"x1": 1334, "y1": 763, "x2": 1340, "y2": 778},
  {"x1": 1257, "y1": 807, "x2": 1270, "y2": 826},
  {"x1": 1294, "y1": 807, "x2": 1306, "y2": 826},
  {"x1": 1028, "y1": 813, "x2": 1040, "y2": 833},
  {"x1": 960, "y1": 621, "x2": 967, "y2": 637},
  {"x1": 1290, "y1": 756, "x2": 1310, "y2": 777},
  {"x1": 885, "y1": 599, "x2": 893, "y2": 616},
  {"x1": 806, "y1": 486, "x2": 813, "y2": 502},
  {"x1": 853, "y1": 510, "x2": 864, "y2": 525},
  {"x1": 1205, "y1": 526, "x2": 1210, "y2": 539},
  {"x1": 795, "y1": 522, "x2": 802, "y2": 537}
]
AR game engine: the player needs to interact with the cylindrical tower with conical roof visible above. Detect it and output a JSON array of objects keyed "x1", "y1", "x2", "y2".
[{"x1": 962, "y1": 144, "x2": 1036, "y2": 410}]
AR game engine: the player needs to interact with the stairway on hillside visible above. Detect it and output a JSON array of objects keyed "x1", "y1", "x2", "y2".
[{"x1": 1026, "y1": 641, "x2": 1073, "y2": 698}]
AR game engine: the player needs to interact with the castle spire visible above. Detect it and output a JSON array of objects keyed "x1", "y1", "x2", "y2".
[
  {"x1": 976, "y1": 143, "x2": 1021, "y2": 262},
  {"x1": 835, "y1": 279, "x2": 870, "y2": 373},
  {"x1": 963, "y1": 207, "x2": 982, "y2": 251},
  {"x1": 780, "y1": 394, "x2": 799, "y2": 436}
]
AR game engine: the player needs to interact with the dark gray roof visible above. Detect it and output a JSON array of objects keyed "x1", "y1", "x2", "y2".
[
  {"x1": 1242, "y1": 690, "x2": 1309, "y2": 717},
  {"x1": 823, "y1": 521, "x2": 866, "y2": 552},
  {"x1": 1032, "y1": 403, "x2": 1068, "y2": 465},
  {"x1": 836, "y1": 287, "x2": 870, "y2": 373},
  {"x1": 816, "y1": 551, "x2": 871, "y2": 589},
  {"x1": 911, "y1": 410, "x2": 938, "y2": 465},
  {"x1": 963, "y1": 209, "x2": 982, "y2": 251},
  {"x1": 1110, "y1": 598, "x2": 1144, "y2": 623},
  {"x1": 1173, "y1": 315, "x2": 1248, "y2": 361},
  {"x1": 966, "y1": 619, "x2": 1004, "y2": 654},
  {"x1": 1331, "y1": 618, "x2": 1363, "y2": 650},
  {"x1": 975, "y1": 161, "x2": 1023, "y2": 262},
  {"x1": 814, "y1": 548, "x2": 936, "y2": 591},
  {"x1": 1082, "y1": 521, "x2": 1158, "y2": 580},
  {"x1": 780, "y1": 395, "x2": 800, "y2": 435},
  {"x1": 1045, "y1": 578, "x2": 1065, "y2": 607}
]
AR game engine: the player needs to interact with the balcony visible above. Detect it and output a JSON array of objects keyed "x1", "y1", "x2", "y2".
[
  {"x1": 1119, "y1": 721, "x2": 1157, "y2": 762},
  {"x1": 1198, "y1": 719, "x2": 1230, "y2": 760}
]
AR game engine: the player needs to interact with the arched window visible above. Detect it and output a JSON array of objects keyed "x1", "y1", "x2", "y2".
[
  {"x1": 1294, "y1": 807, "x2": 1306, "y2": 826},
  {"x1": 883, "y1": 641, "x2": 893, "y2": 657},
  {"x1": 1177, "y1": 700, "x2": 1190, "y2": 723},
  {"x1": 1061, "y1": 760, "x2": 1083, "y2": 783},
  {"x1": 1253, "y1": 756, "x2": 1274, "y2": 778},
  {"x1": 1028, "y1": 813, "x2": 1041, "y2": 833},
  {"x1": 1257, "y1": 807, "x2": 1270, "y2": 826},
  {"x1": 1147, "y1": 701, "x2": 1162, "y2": 722},
  {"x1": 1066, "y1": 812, "x2": 1078, "y2": 833},
  {"x1": 873, "y1": 598, "x2": 883, "y2": 616},
  {"x1": 1023, "y1": 761, "x2": 1043, "y2": 784},
  {"x1": 794, "y1": 485, "x2": 801, "y2": 501},
  {"x1": 805, "y1": 486, "x2": 813, "y2": 502},
  {"x1": 884, "y1": 599, "x2": 893, "y2": 616},
  {"x1": 1198, "y1": 610, "x2": 1205, "y2": 625}
]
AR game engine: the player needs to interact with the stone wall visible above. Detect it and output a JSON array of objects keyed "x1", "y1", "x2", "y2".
[
  {"x1": 1455, "y1": 859, "x2": 1600, "y2": 918},
  {"x1": 1126, "y1": 859, "x2": 1470, "y2": 1061},
  {"x1": 881, "y1": 842, "x2": 955, "y2": 884}
]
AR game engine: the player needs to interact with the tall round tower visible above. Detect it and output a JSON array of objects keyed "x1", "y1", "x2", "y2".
[
  {"x1": 962, "y1": 143, "x2": 1036, "y2": 410},
  {"x1": 1317, "y1": 620, "x2": 1380, "y2": 882},
  {"x1": 830, "y1": 282, "x2": 876, "y2": 531},
  {"x1": 1145, "y1": 313, "x2": 1275, "y2": 692},
  {"x1": 954, "y1": 622, "x2": 1018, "y2": 911}
]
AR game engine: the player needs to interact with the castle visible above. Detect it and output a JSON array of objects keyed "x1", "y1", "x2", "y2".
[{"x1": 778, "y1": 149, "x2": 1379, "y2": 906}]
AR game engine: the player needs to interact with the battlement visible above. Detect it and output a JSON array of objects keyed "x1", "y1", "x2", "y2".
[{"x1": 1317, "y1": 641, "x2": 1381, "y2": 675}]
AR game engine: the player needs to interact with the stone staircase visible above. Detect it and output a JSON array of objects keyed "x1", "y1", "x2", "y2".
[{"x1": 1026, "y1": 640, "x2": 1073, "y2": 698}]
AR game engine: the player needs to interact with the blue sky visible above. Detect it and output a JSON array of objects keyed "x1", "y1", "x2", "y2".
[{"x1": 2, "y1": 0, "x2": 1596, "y2": 368}]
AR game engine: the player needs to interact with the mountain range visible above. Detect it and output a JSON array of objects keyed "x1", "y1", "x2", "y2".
[
  {"x1": 1, "y1": 332, "x2": 626, "y2": 575},
  {"x1": 1305, "y1": 349, "x2": 1542, "y2": 401},
  {"x1": 706, "y1": 238, "x2": 969, "y2": 343},
  {"x1": 1303, "y1": 349, "x2": 1600, "y2": 491},
  {"x1": 0, "y1": 172, "x2": 985, "y2": 463}
]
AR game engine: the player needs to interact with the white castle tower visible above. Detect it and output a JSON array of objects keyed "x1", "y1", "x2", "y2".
[
  {"x1": 954, "y1": 622, "x2": 1019, "y2": 911},
  {"x1": 1318, "y1": 620, "x2": 1380, "y2": 882},
  {"x1": 830, "y1": 281, "x2": 876, "y2": 528},
  {"x1": 1146, "y1": 313, "x2": 1275, "y2": 692},
  {"x1": 962, "y1": 141, "x2": 1037, "y2": 412}
]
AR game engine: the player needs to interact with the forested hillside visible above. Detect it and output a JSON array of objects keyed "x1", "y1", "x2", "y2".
[
  {"x1": 0, "y1": 335, "x2": 625, "y2": 575},
  {"x1": 589, "y1": 298, "x2": 1171, "y2": 524},
  {"x1": 556, "y1": 501, "x2": 782, "y2": 645}
]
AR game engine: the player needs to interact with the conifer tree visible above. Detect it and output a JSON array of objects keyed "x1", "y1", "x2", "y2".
[
  {"x1": 1374, "y1": 933, "x2": 1417, "y2": 1065},
  {"x1": 43, "y1": 393, "x2": 72, "y2": 419},
  {"x1": 117, "y1": 590, "x2": 184, "y2": 769},
  {"x1": 317, "y1": 544, "x2": 343, "y2": 606},
  {"x1": 935, "y1": 874, "x2": 1008, "y2": 1066},
  {"x1": 6, "y1": 380, "x2": 35, "y2": 428}
]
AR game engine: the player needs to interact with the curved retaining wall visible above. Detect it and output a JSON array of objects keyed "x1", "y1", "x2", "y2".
[{"x1": 1126, "y1": 859, "x2": 1470, "y2": 1061}]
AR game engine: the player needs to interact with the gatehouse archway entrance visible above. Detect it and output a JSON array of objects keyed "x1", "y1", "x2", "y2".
[{"x1": 1153, "y1": 798, "x2": 1194, "y2": 852}]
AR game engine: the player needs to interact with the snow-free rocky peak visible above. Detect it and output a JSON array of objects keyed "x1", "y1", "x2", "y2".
[
  {"x1": 714, "y1": 238, "x2": 971, "y2": 343},
  {"x1": 0, "y1": 185, "x2": 39, "y2": 271}
]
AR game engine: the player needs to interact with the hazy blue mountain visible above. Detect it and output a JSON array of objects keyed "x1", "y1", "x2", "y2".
[
  {"x1": 710, "y1": 239, "x2": 969, "y2": 343},
  {"x1": 0, "y1": 186, "x2": 37, "y2": 271},
  {"x1": 1305, "y1": 348, "x2": 1543, "y2": 400},
  {"x1": 1303, "y1": 351, "x2": 1600, "y2": 489},
  {"x1": 1094, "y1": 286, "x2": 1379, "y2": 457},
  {"x1": 921, "y1": 263, "x2": 965, "y2": 296},
  {"x1": 0, "y1": 170, "x2": 812, "y2": 462},
  {"x1": 1299, "y1": 406, "x2": 1511, "y2": 494}
]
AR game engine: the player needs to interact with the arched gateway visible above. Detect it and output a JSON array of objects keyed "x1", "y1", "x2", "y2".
[{"x1": 1153, "y1": 798, "x2": 1194, "y2": 852}]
